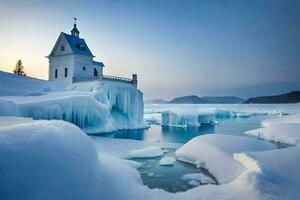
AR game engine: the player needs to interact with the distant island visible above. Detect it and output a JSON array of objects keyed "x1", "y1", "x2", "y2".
[
  {"x1": 244, "y1": 90, "x2": 300, "y2": 104},
  {"x1": 146, "y1": 95, "x2": 244, "y2": 104}
]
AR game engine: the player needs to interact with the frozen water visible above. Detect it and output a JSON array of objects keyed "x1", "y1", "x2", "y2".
[
  {"x1": 128, "y1": 146, "x2": 164, "y2": 159},
  {"x1": 182, "y1": 173, "x2": 215, "y2": 184},
  {"x1": 161, "y1": 108, "x2": 215, "y2": 127},
  {"x1": 159, "y1": 156, "x2": 176, "y2": 166}
]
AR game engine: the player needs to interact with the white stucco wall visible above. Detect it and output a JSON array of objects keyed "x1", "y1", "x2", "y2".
[{"x1": 49, "y1": 55, "x2": 74, "y2": 85}]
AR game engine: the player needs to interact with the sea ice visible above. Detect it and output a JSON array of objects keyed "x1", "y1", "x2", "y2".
[
  {"x1": 182, "y1": 173, "x2": 215, "y2": 184},
  {"x1": 127, "y1": 146, "x2": 164, "y2": 159},
  {"x1": 159, "y1": 156, "x2": 176, "y2": 166},
  {"x1": 162, "y1": 108, "x2": 215, "y2": 127}
]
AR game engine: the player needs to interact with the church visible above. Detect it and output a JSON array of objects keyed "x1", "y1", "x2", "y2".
[{"x1": 47, "y1": 20, "x2": 137, "y2": 86}]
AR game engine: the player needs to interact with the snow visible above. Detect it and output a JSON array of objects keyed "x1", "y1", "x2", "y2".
[
  {"x1": 261, "y1": 114, "x2": 300, "y2": 127},
  {"x1": 175, "y1": 134, "x2": 276, "y2": 183},
  {"x1": 234, "y1": 145, "x2": 300, "y2": 200},
  {"x1": 159, "y1": 156, "x2": 176, "y2": 166},
  {"x1": 182, "y1": 173, "x2": 215, "y2": 184},
  {"x1": 245, "y1": 124, "x2": 300, "y2": 145},
  {"x1": 0, "y1": 117, "x2": 168, "y2": 200},
  {"x1": 161, "y1": 108, "x2": 215, "y2": 127},
  {"x1": 128, "y1": 146, "x2": 164, "y2": 159},
  {"x1": 0, "y1": 99, "x2": 20, "y2": 116},
  {"x1": 0, "y1": 70, "x2": 64, "y2": 96}
]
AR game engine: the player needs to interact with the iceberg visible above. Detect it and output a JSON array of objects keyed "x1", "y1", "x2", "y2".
[
  {"x1": 215, "y1": 109, "x2": 250, "y2": 118},
  {"x1": 161, "y1": 108, "x2": 215, "y2": 127},
  {"x1": 261, "y1": 115, "x2": 300, "y2": 127}
]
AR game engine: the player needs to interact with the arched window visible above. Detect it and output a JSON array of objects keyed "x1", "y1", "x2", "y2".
[
  {"x1": 94, "y1": 68, "x2": 98, "y2": 77},
  {"x1": 55, "y1": 69, "x2": 58, "y2": 79},
  {"x1": 64, "y1": 68, "x2": 68, "y2": 77}
]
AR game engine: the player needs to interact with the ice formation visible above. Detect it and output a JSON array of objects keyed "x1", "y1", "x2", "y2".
[
  {"x1": 182, "y1": 173, "x2": 215, "y2": 184},
  {"x1": 161, "y1": 108, "x2": 215, "y2": 127},
  {"x1": 214, "y1": 109, "x2": 250, "y2": 118},
  {"x1": 175, "y1": 134, "x2": 276, "y2": 183},
  {"x1": 127, "y1": 146, "x2": 164, "y2": 159},
  {"x1": 159, "y1": 156, "x2": 176, "y2": 166},
  {"x1": 0, "y1": 72, "x2": 146, "y2": 133}
]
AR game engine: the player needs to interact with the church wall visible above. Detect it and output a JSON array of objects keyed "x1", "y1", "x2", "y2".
[{"x1": 48, "y1": 55, "x2": 74, "y2": 85}]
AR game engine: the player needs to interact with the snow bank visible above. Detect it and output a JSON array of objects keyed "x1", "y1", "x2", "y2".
[
  {"x1": 234, "y1": 145, "x2": 300, "y2": 200},
  {"x1": 0, "y1": 119, "x2": 102, "y2": 199},
  {"x1": 0, "y1": 117, "x2": 168, "y2": 200},
  {"x1": 0, "y1": 99, "x2": 20, "y2": 116},
  {"x1": 162, "y1": 108, "x2": 215, "y2": 127},
  {"x1": 245, "y1": 124, "x2": 300, "y2": 145},
  {"x1": 128, "y1": 146, "x2": 164, "y2": 159},
  {"x1": 175, "y1": 134, "x2": 276, "y2": 183},
  {"x1": 159, "y1": 156, "x2": 176, "y2": 166},
  {"x1": 261, "y1": 115, "x2": 300, "y2": 127},
  {"x1": 0, "y1": 71, "x2": 64, "y2": 96}
]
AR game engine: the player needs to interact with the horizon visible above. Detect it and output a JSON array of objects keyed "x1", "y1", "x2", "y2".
[{"x1": 1, "y1": 0, "x2": 300, "y2": 99}]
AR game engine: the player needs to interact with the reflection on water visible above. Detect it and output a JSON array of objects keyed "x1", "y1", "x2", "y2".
[{"x1": 99, "y1": 124, "x2": 215, "y2": 144}]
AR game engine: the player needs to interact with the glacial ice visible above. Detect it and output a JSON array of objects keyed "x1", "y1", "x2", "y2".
[
  {"x1": 215, "y1": 109, "x2": 250, "y2": 118},
  {"x1": 161, "y1": 108, "x2": 215, "y2": 127}
]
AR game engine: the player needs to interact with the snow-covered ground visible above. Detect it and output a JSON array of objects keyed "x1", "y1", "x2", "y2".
[
  {"x1": 0, "y1": 71, "x2": 146, "y2": 133},
  {"x1": 245, "y1": 115, "x2": 300, "y2": 145},
  {"x1": 1, "y1": 116, "x2": 300, "y2": 200},
  {"x1": 175, "y1": 134, "x2": 276, "y2": 183}
]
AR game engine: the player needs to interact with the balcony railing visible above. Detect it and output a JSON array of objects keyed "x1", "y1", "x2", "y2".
[{"x1": 73, "y1": 74, "x2": 137, "y2": 85}]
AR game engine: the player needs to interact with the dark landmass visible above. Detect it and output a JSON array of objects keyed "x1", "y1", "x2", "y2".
[
  {"x1": 244, "y1": 90, "x2": 300, "y2": 104},
  {"x1": 168, "y1": 95, "x2": 244, "y2": 104}
]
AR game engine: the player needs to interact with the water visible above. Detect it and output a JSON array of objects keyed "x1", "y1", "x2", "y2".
[{"x1": 91, "y1": 104, "x2": 300, "y2": 193}]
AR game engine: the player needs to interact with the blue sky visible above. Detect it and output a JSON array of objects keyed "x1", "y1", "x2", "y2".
[{"x1": 0, "y1": 0, "x2": 299, "y2": 99}]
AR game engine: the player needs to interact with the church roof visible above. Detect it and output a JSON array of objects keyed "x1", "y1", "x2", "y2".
[{"x1": 62, "y1": 33, "x2": 94, "y2": 57}]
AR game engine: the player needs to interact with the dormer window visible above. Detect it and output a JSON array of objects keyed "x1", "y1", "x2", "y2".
[
  {"x1": 61, "y1": 45, "x2": 65, "y2": 51},
  {"x1": 75, "y1": 44, "x2": 86, "y2": 51}
]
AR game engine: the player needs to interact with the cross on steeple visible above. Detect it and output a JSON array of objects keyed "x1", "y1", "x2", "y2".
[
  {"x1": 73, "y1": 17, "x2": 77, "y2": 25},
  {"x1": 71, "y1": 17, "x2": 80, "y2": 37}
]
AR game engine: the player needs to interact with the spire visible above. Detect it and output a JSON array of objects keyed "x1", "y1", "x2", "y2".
[{"x1": 71, "y1": 17, "x2": 80, "y2": 37}]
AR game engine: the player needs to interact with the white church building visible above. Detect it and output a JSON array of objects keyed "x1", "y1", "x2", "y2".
[{"x1": 47, "y1": 21, "x2": 137, "y2": 86}]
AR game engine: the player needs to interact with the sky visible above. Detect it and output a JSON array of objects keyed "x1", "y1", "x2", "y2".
[{"x1": 0, "y1": 0, "x2": 299, "y2": 99}]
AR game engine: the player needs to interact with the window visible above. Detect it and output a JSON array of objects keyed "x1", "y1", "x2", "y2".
[
  {"x1": 94, "y1": 68, "x2": 98, "y2": 77},
  {"x1": 61, "y1": 45, "x2": 65, "y2": 51},
  {"x1": 83, "y1": 66, "x2": 86, "y2": 71},
  {"x1": 55, "y1": 69, "x2": 58, "y2": 79},
  {"x1": 64, "y1": 68, "x2": 68, "y2": 77}
]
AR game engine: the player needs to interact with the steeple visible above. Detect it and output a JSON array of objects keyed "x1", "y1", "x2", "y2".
[{"x1": 71, "y1": 17, "x2": 80, "y2": 37}]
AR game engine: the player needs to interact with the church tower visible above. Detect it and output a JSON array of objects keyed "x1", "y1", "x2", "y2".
[{"x1": 71, "y1": 18, "x2": 80, "y2": 37}]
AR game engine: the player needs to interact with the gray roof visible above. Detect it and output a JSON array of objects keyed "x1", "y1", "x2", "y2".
[{"x1": 62, "y1": 33, "x2": 94, "y2": 57}]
